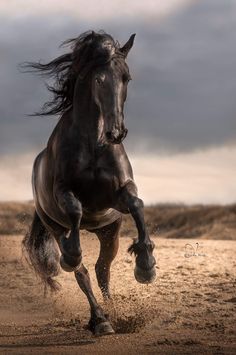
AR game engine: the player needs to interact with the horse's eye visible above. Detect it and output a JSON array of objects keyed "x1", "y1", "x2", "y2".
[
  {"x1": 95, "y1": 74, "x2": 105, "y2": 85},
  {"x1": 95, "y1": 77, "x2": 102, "y2": 85},
  {"x1": 122, "y1": 74, "x2": 131, "y2": 83}
]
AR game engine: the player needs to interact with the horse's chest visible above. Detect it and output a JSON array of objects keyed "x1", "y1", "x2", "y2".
[
  {"x1": 79, "y1": 167, "x2": 112, "y2": 184},
  {"x1": 73, "y1": 165, "x2": 119, "y2": 196}
]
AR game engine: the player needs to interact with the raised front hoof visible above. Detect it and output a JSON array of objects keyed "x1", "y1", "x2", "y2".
[
  {"x1": 94, "y1": 321, "x2": 115, "y2": 337},
  {"x1": 60, "y1": 254, "x2": 82, "y2": 272},
  {"x1": 134, "y1": 265, "x2": 156, "y2": 284}
]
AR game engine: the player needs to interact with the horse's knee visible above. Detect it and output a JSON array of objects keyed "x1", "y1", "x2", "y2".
[
  {"x1": 129, "y1": 196, "x2": 144, "y2": 212},
  {"x1": 120, "y1": 182, "x2": 143, "y2": 211}
]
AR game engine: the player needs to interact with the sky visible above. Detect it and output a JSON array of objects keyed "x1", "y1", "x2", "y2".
[{"x1": 0, "y1": 0, "x2": 235, "y2": 204}]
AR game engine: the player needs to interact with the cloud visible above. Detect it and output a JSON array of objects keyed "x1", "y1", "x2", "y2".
[
  {"x1": 0, "y1": 0, "x2": 236, "y2": 158},
  {"x1": 0, "y1": 0, "x2": 190, "y2": 20},
  {"x1": 132, "y1": 146, "x2": 236, "y2": 204}
]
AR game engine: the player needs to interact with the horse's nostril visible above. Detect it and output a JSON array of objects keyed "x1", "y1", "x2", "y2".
[
  {"x1": 106, "y1": 129, "x2": 127, "y2": 143},
  {"x1": 106, "y1": 130, "x2": 119, "y2": 141},
  {"x1": 106, "y1": 132, "x2": 112, "y2": 140}
]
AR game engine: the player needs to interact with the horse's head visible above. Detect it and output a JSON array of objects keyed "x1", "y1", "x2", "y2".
[
  {"x1": 22, "y1": 31, "x2": 135, "y2": 143},
  {"x1": 89, "y1": 34, "x2": 135, "y2": 144}
]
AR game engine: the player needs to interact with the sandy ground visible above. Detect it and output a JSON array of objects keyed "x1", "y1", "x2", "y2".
[{"x1": 0, "y1": 234, "x2": 236, "y2": 354}]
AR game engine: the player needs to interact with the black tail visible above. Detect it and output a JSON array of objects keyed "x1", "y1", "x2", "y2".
[{"x1": 22, "y1": 211, "x2": 60, "y2": 292}]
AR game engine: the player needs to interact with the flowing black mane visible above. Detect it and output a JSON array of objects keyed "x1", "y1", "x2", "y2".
[{"x1": 23, "y1": 31, "x2": 126, "y2": 116}]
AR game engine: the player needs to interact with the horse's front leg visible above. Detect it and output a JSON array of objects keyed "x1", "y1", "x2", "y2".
[
  {"x1": 118, "y1": 180, "x2": 156, "y2": 283},
  {"x1": 54, "y1": 187, "x2": 82, "y2": 271}
]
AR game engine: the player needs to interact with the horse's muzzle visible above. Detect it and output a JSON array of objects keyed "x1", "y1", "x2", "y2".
[{"x1": 106, "y1": 128, "x2": 128, "y2": 144}]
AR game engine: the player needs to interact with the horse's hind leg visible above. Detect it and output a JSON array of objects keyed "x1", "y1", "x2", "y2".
[
  {"x1": 92, "y1": 217, "x2": 122, "y2": 299},
  {"x1": 74, "y1": 264, "x2": 115, "y2": 336}
]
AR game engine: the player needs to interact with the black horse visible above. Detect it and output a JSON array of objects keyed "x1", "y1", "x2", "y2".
[{"x1": 23, "y1": 31, "x2": 156, "y2": 336}]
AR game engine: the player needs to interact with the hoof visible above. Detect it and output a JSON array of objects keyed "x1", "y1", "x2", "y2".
[
  {"x1": 94, "y1": 321, "x2": 115, "y2": 337},
  {"x1": 134, "y1": 265, "x2": 156, "y2": 284},
  {"x1": 60, "y1": 254, "x2": 82, "y2": 272}
]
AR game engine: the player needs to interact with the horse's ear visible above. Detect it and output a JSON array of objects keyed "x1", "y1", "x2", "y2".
[{"x1": 120, "y1": 34, "x2": 136, "y2": 57}]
